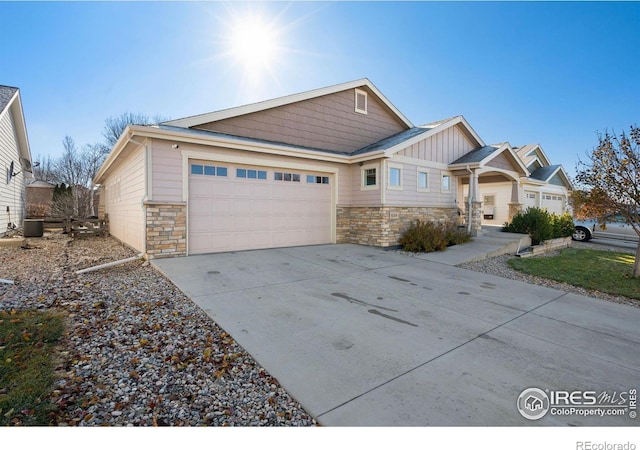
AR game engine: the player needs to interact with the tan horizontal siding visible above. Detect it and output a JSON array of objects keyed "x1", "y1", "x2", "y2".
[
  {"x1": 195, "y1": 88, "x2": 407, "y2": 153},
  {"x1": 103, "y1": 145, "x2": 145, "y2": 251}
]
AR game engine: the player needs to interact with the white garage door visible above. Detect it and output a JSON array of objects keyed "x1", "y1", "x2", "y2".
[
  {"x1": 541, "y1": 194, "x2": 565, "y2": 215},
  {"x1": 524, "y1": 191, "x2": 538, "y2": 210},
  {"x1": 188, "y1": 161, "x2": 333, "y2": 254}
]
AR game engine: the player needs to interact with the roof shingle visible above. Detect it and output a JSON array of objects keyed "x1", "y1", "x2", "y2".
[{"x1": 0, "y1": 85, "x2": 18, "y2": 113}]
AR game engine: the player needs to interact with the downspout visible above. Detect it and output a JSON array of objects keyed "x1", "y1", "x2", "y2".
[
  {"x1": 466, "y1": 165, "x2": 473, "y2": 234},
  {"x1": 127, "y1": 135, "x2": 150, "y2": 257}
]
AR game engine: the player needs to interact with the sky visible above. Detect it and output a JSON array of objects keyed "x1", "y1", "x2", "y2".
[{"x1": 1, "y1": 1, "x2": 639, "y2": 178}]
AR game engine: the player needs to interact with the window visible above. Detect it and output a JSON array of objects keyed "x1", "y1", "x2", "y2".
[
  {"x1": 191, "y1": 164, "x2": 227, "y2": 177},
  {"x1": 355, "y1": 89, "x2": 368, "y2": 114},
  {"x1": 388, "y1": 166, "x2": 402, "y2": 189},
  {"x1": 483, "y1": 195, "x2": 496, "y2": 206},
  {"x1": 307, "y1": 175, "x2": 330, "y2": 184},
  {"x1": 361, "y1": 164, "x2": 378, "y2": 190},
  {"x1": 274, "y1": 172, "x2": 301, "y2": 182},
  {"x1": 441, "y1": 174, "x2": 452, "y2": 191},
  {"x1": 417, "y1": 170, "x2": 429, "y2": 191},
  {"x1": 237, "y1": 168, "x2": 266, "y2": 179},
  {"x1": 365, "y1": 169, "x2": 376, "y2": 186}
]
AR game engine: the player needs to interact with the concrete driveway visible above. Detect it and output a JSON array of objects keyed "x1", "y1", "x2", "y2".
[{"x1": 154, "y1": 244, "x2": 640, "y2": 426}]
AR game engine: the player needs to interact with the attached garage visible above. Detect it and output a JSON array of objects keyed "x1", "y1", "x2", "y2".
[
  {"x1": 541, "y1": 193, "x2": 565, "y2": 215},
  {"x1": 188, "y1": 160, "x2": 333, "y2": 254}
]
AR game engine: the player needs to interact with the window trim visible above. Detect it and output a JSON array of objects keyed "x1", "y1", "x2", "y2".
[
  {"x1": 441, "y1": 172, "x2": 453, "y2": 193},
  {"x1": 417, "y1": 168, "x2": 430, "y2": 192},
  {"x1": 361, "y1": 163, "x2": 379, "y2": 191},
  {"x1": 387, "y1": 164, "x2": 403, "y2": 190},
  {"x1": 355, "y1": 88, "x2": 368, "y2": 115}
]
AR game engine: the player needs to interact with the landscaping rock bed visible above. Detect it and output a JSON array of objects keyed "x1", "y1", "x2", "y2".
[{"x1": 0, "y1": 232, "x2": 315, "y2": 426}]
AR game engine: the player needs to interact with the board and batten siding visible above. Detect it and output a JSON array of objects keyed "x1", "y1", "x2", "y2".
[
  {"x1": 194, "y1": 88, "x2": 407, "y2": 154},
  {"x1": 103, "y1": 145, "x2": 145, "y2": 252},
  {"x1": 150, "y1": 139, "x2": 352, "y2": 205},
  {"x1": 398, "y1": 124, "x2": 476, "y2": 164},
  {"x1": 384, "y1": 161, "x2": 458, "y2": 208},
  {"x1": 0, "y1": 108, "x2": 27, "y2": 232}
]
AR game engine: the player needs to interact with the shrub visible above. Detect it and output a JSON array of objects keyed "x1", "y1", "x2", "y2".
[
  {"x1": 552, "y1": 212, "x2": 576, "y2": 238},
  {"x1": 399, "y1": 220, "x2": 471, "y2": 253},
  {"x1": 503, "y1": 207, "x2": 575, "y2": 245}
]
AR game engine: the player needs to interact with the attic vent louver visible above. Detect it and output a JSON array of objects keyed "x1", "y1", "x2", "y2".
[{"x1": 355, "y1": 89, "x2": 367, "y2": 115}]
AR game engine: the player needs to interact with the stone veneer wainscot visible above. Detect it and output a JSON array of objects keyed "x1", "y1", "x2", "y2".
[
  {"x1": 336, "y1": 206, "x2": 460, "y2": 247},
  {"x1": 144, "y1": 201, "x2": 187, "y2": 258}
]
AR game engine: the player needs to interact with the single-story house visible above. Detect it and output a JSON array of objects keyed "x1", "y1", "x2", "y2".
[
  {"x1": 458, "y1": 143, "x2": 572, "y2": 226},
  {"x1": 94, "y1": 79, "x2": 571, "y2": 258},
  {"x1": 1, "y1": 85, "x2": 33, "y2": 236}
]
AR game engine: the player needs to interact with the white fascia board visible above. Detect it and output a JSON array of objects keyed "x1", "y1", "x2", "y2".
[
  {"x1": 539, "y1": 165, "x2": 574, "y2": 190},
  {"x1": 94, "y1": 125, "x2": 136, "y2": 183},
  {"x1": 521, "y1": 177, "x2": 547, "y2": 186},
  {"x1": 456, "y1": 115, "x2": 485, "y2": 148},
  {"x1": 558, "y1": 166, "x2": 574, "y2": 190},
  {"x1": 482, "y1": 143, "x2": 530, "y2": 176},
  {"x1": 163, "y1": 79, "x2": 414, "y2": 129},
  {"x1": 3, "y1": 91, "x2": 33, "y2": 165}
]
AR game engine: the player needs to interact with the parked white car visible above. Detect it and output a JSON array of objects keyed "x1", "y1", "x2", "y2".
[{"x1": 573, "y1": 213, "x2": 639, "y2": 242}]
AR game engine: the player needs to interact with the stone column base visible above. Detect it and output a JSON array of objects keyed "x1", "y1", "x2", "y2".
[{"x1": 508, "y1": 203, "x2": 523, "y2": 223}]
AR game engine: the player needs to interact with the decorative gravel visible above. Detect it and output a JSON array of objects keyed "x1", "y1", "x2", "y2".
[
  {"x1": 458, "y1": 241, "x2": 639, "y2": 309},
  {"x1": 0, "y1": 233, "x2": 315, "y2": 426}
]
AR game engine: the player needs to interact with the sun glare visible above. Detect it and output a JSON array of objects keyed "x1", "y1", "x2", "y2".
[{"x1": 229, "y1": 15, "x2": 279, "y2": 73}]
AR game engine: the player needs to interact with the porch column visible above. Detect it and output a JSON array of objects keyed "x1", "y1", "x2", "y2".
[
  {"x1": 508, "y1": 180, "x2": 523, "y2": 222},
  {"x1": 468, "y1": 170, "x2": 482, "y2": 236}
]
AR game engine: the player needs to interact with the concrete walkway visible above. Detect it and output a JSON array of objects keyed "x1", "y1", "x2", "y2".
[{"x1": 154, "y1": 234, "x2": 640, "y2": 426}]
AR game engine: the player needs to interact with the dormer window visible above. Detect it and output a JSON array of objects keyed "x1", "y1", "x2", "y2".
[{"x1": 355, "y1": 89, "x2": 368, "y2": 114}]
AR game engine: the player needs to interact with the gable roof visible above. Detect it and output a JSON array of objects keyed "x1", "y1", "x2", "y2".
[
  {"x1": 163, "y1": 78, "x2": 414, "y2": 130},
  {"x1": 0, "y1": 85, "x2": 19, "y2": 114},
  {"x1": 449, "y1": 142, "x2": 529, "y2": 176},
  {"x1": 516, "y1": 143, "x2": 551, "y2": 167},
  {"x1": 0, "y1": 85, "x2": 32, "y2": 171},
  {"x1": 528, "y1": 164, "x2": 572, "y2": 188}
]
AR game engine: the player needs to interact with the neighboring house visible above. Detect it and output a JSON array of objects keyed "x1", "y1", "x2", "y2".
[
  {"x1": 516, "y1": 143, "x2": 573, "y2": 215},
  {"x1": 0, "y1": 85, "x2": 33, "y2": 236},
  {"x1": 94, "y1": 79, "x2": 570, "y2": 258},
  {"x1": 461, "y1": 143, "x2": 573, "y2": 227}
]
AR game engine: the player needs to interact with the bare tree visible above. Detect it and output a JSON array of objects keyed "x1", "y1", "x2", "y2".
[
  {"x1": 574, "y1": 125, "x2": 640, "y2": 277},
  {"x1": 102, "y1": 112, "x2": 169, "y2": 148},
  {"x1": 32, "y1": 154, "x2": 58, "y2": 183}
]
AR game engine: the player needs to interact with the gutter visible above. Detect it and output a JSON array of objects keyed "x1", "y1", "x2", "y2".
[
  {"x1": 127, "y1": 135, "x2": 150, "y2": 258},
  {"x1": 466, "y1": 165, "x2": 473, "y2": 234}
]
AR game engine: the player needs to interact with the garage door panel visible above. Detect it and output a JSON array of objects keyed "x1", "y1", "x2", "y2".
[{"x1": 189, "y1": 162, "x2": 332, "y2": 254}]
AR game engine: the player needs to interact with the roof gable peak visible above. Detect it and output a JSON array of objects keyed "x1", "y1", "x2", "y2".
[{"x1": 163, "y1": 78, "x2": 413, "y2": 129}]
